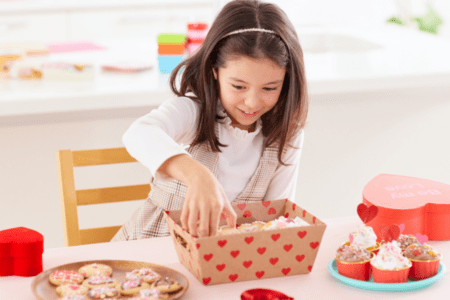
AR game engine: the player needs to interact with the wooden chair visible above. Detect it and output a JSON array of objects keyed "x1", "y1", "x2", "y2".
[{"x1": 56, "y1": 147, "x2": 150, "y2": 246}]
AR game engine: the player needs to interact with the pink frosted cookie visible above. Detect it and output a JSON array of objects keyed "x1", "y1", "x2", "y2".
[
  {"x1": 117, "y1": 280, "x2": 151, "y2": 296},
  {"x1": 82, "y1": 275, "x2": 118, "y2": 289},
  {"x1": 59, "y1": 295, "x2": 87, "y2": 300},
  {"x1": 126, "y1": 268, "x2": 161, "y2": 284},
  {"x1": 49, "y1": 270, "x2": 84, "y2": 286},
  {"x1": 78, "y1": 263, "x2": 112, "y2": 278},
  {"x1": 238, "y1": 221, "x2": 266, "y2": 233},
  {"x1": 56, "y1": 284, "x2": 88, "y2": 297},
  {"x1": 140, "y1": 288, "x2": 168, "y2": 299},
  {"x1": 86, "y1": 286, "x2": 119, "y2": 299}
]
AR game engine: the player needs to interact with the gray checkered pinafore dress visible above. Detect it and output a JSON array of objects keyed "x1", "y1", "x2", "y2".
[{"x1": 111, "y1": 123, "x2": 283, "y2": 241}]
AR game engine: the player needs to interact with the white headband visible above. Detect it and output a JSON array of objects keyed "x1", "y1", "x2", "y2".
[{"x1": 223, "y1": 28, "x2": 276, "y2": 38}]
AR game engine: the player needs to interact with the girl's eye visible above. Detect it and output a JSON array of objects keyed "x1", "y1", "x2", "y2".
[
  {"x1": 232, "y1": 84, "x2": 245, "y2": 90},
  {"x1": 263, "y1": 87, "x2": 277, "y2": 91}
]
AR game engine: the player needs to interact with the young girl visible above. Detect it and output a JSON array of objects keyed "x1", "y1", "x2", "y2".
[{"x1": 112, "y1": 0, "x2": 308, "y2": 241}]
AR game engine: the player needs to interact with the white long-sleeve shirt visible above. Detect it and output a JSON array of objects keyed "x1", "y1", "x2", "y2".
[{"x1": 123, "y1": 96, "x2": 304, "y2": 203}]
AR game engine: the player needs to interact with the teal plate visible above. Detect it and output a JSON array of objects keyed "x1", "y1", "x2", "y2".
[{"x1": 328, "y1": 259, "x2": 446, "y2": 292}]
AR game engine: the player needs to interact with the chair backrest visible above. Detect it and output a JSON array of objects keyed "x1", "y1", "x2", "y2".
[{"x1": 56, "y1": 147, "x2": 150, "y2": 246}]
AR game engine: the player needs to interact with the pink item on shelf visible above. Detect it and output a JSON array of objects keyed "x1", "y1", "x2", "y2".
[{"x1": 48, "y1": 42, "x2": 107, "y2": 53}]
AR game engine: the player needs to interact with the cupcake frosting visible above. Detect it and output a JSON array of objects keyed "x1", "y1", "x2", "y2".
[
  {"x1": 350, "y1": 225, "x2": 377, "y2": 249},
  {"x1": 403, "y1": 244, "x2": 441, "y2": 261},
  {"x1": 371, "y1": 241, "x2": 411, "y2": 270},
  {"x1": 335, "y1": 244, "x2": 372, "y2": 262},
  {"x1": 397, "y1": 234, "x2": 420, "y2": 250}
]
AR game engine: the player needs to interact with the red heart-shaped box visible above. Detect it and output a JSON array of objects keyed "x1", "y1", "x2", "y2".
[
  {"x1": 0, "y1": 227, "x2": 44, "y2": 277},
  {"x1": 363, "y1": 174, "x2": 450, "y2": 241}
]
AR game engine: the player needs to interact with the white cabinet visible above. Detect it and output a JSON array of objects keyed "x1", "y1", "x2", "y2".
[
  {"x1": 0, "y1": 1, "x2": 215, "y2": 44},
  {"x1": 0, "y1": 13, "x2": 67, "y2": 43}
]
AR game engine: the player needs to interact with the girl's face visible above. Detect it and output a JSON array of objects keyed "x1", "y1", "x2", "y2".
[{"x1": 214, "y1": 56, "x2": 286, "y2": 131}]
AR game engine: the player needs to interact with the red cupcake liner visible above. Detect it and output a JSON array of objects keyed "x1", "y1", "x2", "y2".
[
  {"x1": 408, "y1": 258, "x2": 440, "y2": 280},
  {"x1": 335, "y1": 255, "x2": 372, "y2": 281},
  {"x1": 371, "y1": 263, "x2": 411, "y2": 283}
]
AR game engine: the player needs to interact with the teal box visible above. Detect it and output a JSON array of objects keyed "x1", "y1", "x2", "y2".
[{"x1": 158, "y1": 55, "x2": 184, "y2": 74}]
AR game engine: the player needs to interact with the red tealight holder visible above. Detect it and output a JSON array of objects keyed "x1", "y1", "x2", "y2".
[{"x1": 0, "y1": 227, "x2": 44, "y2": 277}]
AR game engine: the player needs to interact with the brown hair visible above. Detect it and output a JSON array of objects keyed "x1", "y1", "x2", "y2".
[{"x1": 170, "y1": 0, "x2": 308, "y2": 165}]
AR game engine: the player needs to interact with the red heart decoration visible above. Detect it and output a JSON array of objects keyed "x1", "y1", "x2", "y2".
[
  {"x1": 416, "y1": 233, "x2": 428, "y2": 244},
  {"x1": 262, "y1": 201, "x2": 271, "y2": 208},
  {"x1": 310, "y1": 242, "x2": 319, "y2": 249},
  {"x1": 296, "y1": 255, "x2": 305, "y2": 262},
  {"x1": 269, "y1": 257, "x2": 279, "y2": 265},
  {"x1": 283, "y1": 244, "x2": 293, "y2": 252},
  {"x1": 243, "y1": 211, "x2": 252, "y2": 218},
  {"x1": 284, "y1": 213, "x2": 289, "y2": 218},
  {"x1": 237, "y1": 203, "x2": 246, "y2": 211},
  {"x1": 297, "y1": 231, "x2": 307, "y2": 238},
  {"x1": 0, "y1": 227, "x2": 44, "y2": 277},
  {"x1": 308, "y1": 265, "x2": 313, "y2": 272},
  {"x1": 281, "y1": 268, "x2": 291, "y2": 275},
  {"x1": 268, "y1": 207, "x2": 276, "y2": 215},
  {"x1": 363, "y1": 174, "x2": 450, "y2": 241},
  {"x1": 379, "y1": 224, "x2": 401, "y2": 242},
  {"x1": 302, "y1": 210, "x2": 306, "y2": 217},
  {"x1": 257, "y1": 247, "x2": 266, "y2": 255},
  {"x1": 229, "y1": 274, "x2": 238, "y2": 282},
  {"x1": 230, "y1": 250, "x2": 240, "y2": 258},
  {"x1": 202, "y1": 277, "x2": 211, "y2": 285},
  {"x1": 203, "y1": 254, "x2": 213, "y2": 262},
  {"x1": 271, "y1": 234, "x2": 280, "y2": 241},
  {"x1": 357, "y1": 203, "x2": 378, "y2": 223},
  {"x1": 243, "y1": 261, "x2": 252, "y2": 268},
  {"x1": 244, "y1": 237, "x2": 254, "y2": 244},
  {"x1": 216, "y1": 264, "x2": 225, "y2": 271},
  {"x1": 217, "y1": 240, "x2": 227, "y2": 247},
  {"x1": 255, "y1": 271, "x2": 265, "y2": 279},
  {"x1": 196, "y1": 243, "x2": 201, "y2": 249},
  {"x1": 292, "y1": 204, "x2": 296, "y2": 211}
]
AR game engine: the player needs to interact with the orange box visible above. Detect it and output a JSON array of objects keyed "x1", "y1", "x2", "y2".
[
  {"x1": 158, "y1": 44, "x2": 185, "y2": 55},
  {"x1": 164, "y1": 199, "x2": 326, "y2": 285},
  {"x1": 363, "y1": 174, "x2": 450, "y2": 241}
]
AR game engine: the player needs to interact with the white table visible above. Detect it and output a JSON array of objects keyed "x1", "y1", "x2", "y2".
[{"x1": 1, "y1": 216, "x2": 448, "y2": 300}]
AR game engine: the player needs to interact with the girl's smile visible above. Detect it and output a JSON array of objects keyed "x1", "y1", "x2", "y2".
[{"x1": 214, "y1": 56, "x2": 286, "y2": 131}]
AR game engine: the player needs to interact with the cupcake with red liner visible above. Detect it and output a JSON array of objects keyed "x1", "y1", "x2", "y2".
[
  {"x1": 335, "y1": 244, "x2": 373, "y2": 281},
  {"x1": 397, "y1": 234, "x2": 420, "y2": 251},
  {"x1": 403, "y1": 243, "x2": 441, "y2": 280},
  {"x1": 349, "y1": 225, "x2": 380, "y2": 254},
  {"x1": 370, "y1": 241, "x2": 412, "y2": 283}
]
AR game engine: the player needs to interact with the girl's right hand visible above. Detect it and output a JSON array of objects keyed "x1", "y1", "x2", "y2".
[{"x1": 180, "y1": 169, "x2": 237, "y2": 237}]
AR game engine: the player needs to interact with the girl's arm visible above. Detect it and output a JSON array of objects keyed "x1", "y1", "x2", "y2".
[
  {"x1": 263, "y1": 130, "x2": 305, "y2": 202},
  {"x1": 122, "y1": 96, "x2": 236, "y2": 236}
]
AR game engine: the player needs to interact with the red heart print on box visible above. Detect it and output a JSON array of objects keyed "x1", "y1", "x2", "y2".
[
  {"x1": 262, "y1": 201, "x2": 271, "y2": 208},
  {"x1": 363, "y1": 174, "x2": 450, "y2": 241},
  {"x1": 0, "y1": 227, "x2": 44, "y2": 277}
]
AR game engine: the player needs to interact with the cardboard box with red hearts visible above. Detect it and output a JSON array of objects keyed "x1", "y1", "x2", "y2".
[
  {"x1": 164, "y1": 199, "x2": 326, "y2": 285},
  {"x1": 362, "y1": 174, "x2": 450, "y2": 241}
]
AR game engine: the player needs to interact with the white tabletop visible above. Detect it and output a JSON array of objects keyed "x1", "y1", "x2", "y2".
[{"x1": 1, "y1": 216, "x2": 448, "y2": 300}]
